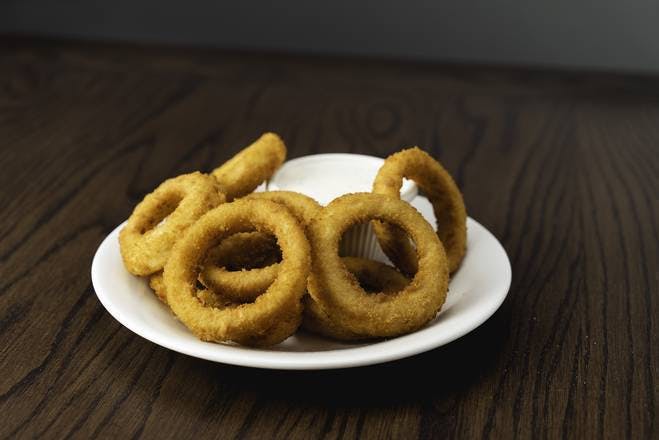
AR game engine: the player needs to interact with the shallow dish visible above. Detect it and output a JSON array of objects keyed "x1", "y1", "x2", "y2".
[{"x1": 91, "y1": 197, "x2": 511, "y2": 370}]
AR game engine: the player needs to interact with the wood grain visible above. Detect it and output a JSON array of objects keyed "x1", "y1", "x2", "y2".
[{"x1": 0, "y1": 37, "x2": 656, "y2": 439}]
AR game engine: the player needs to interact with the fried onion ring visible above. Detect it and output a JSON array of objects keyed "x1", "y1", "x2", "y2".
[
  {"x1": 164, "y1": 198, "x2": 310, "y2": 345},
  {"x1": 200, "y1": 191, "x2": 321, "y2": 302},
  {"x1": 372, "y1": 147, "x2": 467, "y2": 275},
  {"x1": 211, "y1": 133, "x2": 286, "y2": 201},
  {"x1": 119, "y1": 172, "x2": 224, "y2": 276},
  {"x1": 306, "y1": 193, "x2": 448, "y2": 337},
  {"x1": 302, "y1": 257, "x2": 409, "y2": 340}
]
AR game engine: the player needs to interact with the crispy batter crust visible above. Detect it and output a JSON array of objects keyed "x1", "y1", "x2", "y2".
[
  {"x1": 306, "y1": 193, "x2": 449, "y2": 338},
  {"x1": 163, "y1": 199, "x2": 310, "y2": 346},
  {"x1": 200, "y1": 191, "x2": 321, "y2": 302},
  {"x1": 372, "y1": 147, "x2": 467, "y2": 275},
  {"x1": 119, "y1": 172, "x2": 224, "y2": 276},
  {"x1": 211, "y1": 133, "x2": 286, "y2": 201},
  {"x1": 149, "y1": 270, "x2": 299, "y2": 347},
  {"x1": 302, "y1": 257, "x2": 409, "y2": 340}
]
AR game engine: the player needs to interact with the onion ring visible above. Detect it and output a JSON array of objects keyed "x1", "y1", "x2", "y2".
[
  {"x1": 119, "y1": 172, "x2": 224, "y2": 276},
  {"x1": 211, "y1": 133, "x2": 286, "y2": 201},
  {"x1": 307, "y1": 193, "x2": 448, "y2": 337},
  {"x1": 302, "y1": 257, "x2": 409, "y2": 340},
  {"x1": 372, "y1": 147, "x2": 467, "y2": 275},
  {"x1": 200, "y1": 191, "x2": 321, "y2": 302},
  {"x1": 163, "y1": 198, "x2": 310, "y2": 345}
]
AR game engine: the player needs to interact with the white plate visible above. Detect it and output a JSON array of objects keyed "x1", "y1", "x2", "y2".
[{"x1": 91, "y1": 197, "x2": 511, "y2": 370}]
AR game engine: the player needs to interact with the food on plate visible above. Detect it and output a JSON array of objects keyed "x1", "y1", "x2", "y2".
[
  {"x1": 211, "y1": 132, "x2": 286, "y2": 201},
  {"x1": 372, "y1": 147, "x2": 467, "y2": 275},
  {"x1": 303, "y1": 257, "x2": 410, "y2": 340},
  {"x1": 119, "y1": 172, "x2": 224, "y2": 276},
  {"x1": 116, "y1": 136, "x2": 468, "y2": 347},
  {"x1": 163, "y1": 199, "x2": 310, "y2": 346},
  {"x1": 200, "y1": 191, "x2": 321, "y2": 302},
  {"x1": 305, "y1": 193, "x2": 448, "y2": 338}
]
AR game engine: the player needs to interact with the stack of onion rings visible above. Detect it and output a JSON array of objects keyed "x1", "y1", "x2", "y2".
[
  {"x1": 119, "y1": 136, "x2": 465, "y2": 346},
  {"x1": 164, "y1": 198, "x2": 310, "y2": 345},
  {"x1": 200, "y1": 191, "x2": 321, "y2": 302}
]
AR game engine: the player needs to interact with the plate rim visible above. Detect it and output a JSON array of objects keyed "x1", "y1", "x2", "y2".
[{"x1": 91, "y1": 216, "x2": 511, "y2": 370}]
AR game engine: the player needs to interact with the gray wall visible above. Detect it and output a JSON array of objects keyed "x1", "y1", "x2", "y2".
[{"x1": 2, "y1": 0, "x2": 659, "y2": 72}]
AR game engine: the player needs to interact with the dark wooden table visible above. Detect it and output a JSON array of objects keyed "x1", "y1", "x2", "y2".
[{"x1": 1, "y1": 37, "x2": 657, "y2": 439}]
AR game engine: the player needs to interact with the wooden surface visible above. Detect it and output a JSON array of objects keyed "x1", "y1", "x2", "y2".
[{"x1": 0, "y1": 37, "x2": 657, "y2": 439}]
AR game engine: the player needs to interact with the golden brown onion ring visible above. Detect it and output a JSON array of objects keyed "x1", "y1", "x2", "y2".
[
  {"x1": 164, "y1": 198, "x2": 310, "y2": 346},
  {"x1": 372, "y1": 147, "x2": 467, "y2": 275},
  {"x1": 200, "y1": 191, "x2": 321, "y2": 302},
  {"x1": 211, "y1": 133, "x2": 286, "y2": 201},
  {"x1": 307, "y1": 193, "x2": 448, "y2": 338},
  {"x1": 119, "y1": 172, "x2": 224, "y2": 276}
]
